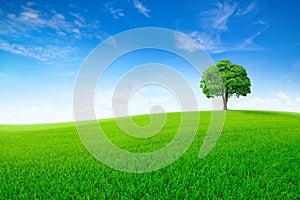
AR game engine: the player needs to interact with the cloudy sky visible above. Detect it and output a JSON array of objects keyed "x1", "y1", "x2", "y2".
[{"x1": 0, "y1": 0, "x2": 299, "y2": 123}]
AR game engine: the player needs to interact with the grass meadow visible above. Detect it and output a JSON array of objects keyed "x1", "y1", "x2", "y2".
[{"x1": 0, "y1": 110, "x2": 299, "y2": 199}]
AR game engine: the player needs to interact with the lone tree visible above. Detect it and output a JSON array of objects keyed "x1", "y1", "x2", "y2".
[{"x1": 200, "y1": 60, "x2": 251, "y2": 110}]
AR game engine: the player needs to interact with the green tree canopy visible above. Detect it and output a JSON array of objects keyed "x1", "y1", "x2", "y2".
[{"x1": 200, "y1": 60, "x2": 251, "y2": 110}]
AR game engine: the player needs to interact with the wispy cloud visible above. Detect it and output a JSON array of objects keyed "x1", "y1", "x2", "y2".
[
  {"x1": 174, "y1": 32, "x2": 202, "y2": 52},
  {"x1": 132, "y1": 0, "x2": 151, "y2": 17},
  {"x1": 242, "y1": 21, "x2": 270, "y2": 47},
  {"x1": 175, "y1": 30, "x2": 232, "y2": 53},
  {"x1": 179, "y1": 1, "x2": 269, "y2": 53},
  {"x1": 108, "y1": 7, "x2": 125, "y2": 19},
  {"x1": 26, "y1": 2, "x2": 37, "y2": 6},
  {"x1": 187, "y1": 1, "x2": 238, "y2": 52},
  {"x1": 0, "y1": 3, "x2": 100, "y2": 40},
  {"x1": 189, "y1": 31, "x2": 222, "y2": 52},
  {"x1": 202, "y1": 1, "x2": 237, "y2": 31},
  {"x1": 236, "y1": 2, "x2": 257, "y2": 16},
  {"x1": 0, "y1": 3, "x2": 102, "y2": 62},
  {"x1": 103, "y1": 2, "x2": 125, "y2": 19},
  {"x1": 5, "y1": 5, "x2": 47, "y2": 30},
  {"x1": 0, "y1": 38, "x2": 75, "y2": 63}
]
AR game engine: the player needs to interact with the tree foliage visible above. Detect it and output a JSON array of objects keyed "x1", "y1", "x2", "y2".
[{"x1": 200, "y1": 60, "x2": 251, "y2": 110}]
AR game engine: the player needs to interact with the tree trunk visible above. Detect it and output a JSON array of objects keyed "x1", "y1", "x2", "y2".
[{"x1": 222, "y1": 92, "x2": 228, "y2": 110}]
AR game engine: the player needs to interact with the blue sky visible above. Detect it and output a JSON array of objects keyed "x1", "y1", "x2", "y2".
[{"x1": 0, "y1": 0, "x2": 300, "y2": 123}]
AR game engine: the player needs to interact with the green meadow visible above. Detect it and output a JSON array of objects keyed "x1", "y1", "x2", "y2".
[{"x1": 1, "y1": 110, "x2": 299, "y2": 199}]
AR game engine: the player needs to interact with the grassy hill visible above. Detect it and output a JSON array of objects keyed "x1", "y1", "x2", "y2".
[{"x1": 0, "y1": 110, "x2": 299, "y2": 199}]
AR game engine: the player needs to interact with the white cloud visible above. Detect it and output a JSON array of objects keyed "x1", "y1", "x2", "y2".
[
  {"x1": 48, "y1": 13, "x2": 71, "y2": 35},
  {"x1": 243, "y1": 22, "x2": 270, "y2": 46},
  {"x1": 177, "y1": 29, "x2": 266, "y2": 54},
  {"x1": 189, "y1": 31, "x2": 222, "y2": 52},
  {"x1": 174, "y1": 32, "x2": 202, "y2": 52},
  {"x1": 229, "y1": 92, "x2": 300, "y2": 112},
  {"x1": 127, "y1": 86, "x2": 180, "y2": 116},
  {"x1": 0, "y1": 3, "x2": 102, "y2": 62},
  {"x1": 202, "y1": 1, "x2": 237, "y2": 31},
  {"x1": 6, "y1": 6, "x2": 47, "y2": 29},
  {"x1": 0, "y1": 89, "x2": 75, "y2": 124},
  {"x1": 132, "y1": 0, "x2": 151, "y2": 17},
  {"x1": 103, "y1": 3, "x2": 125, "y2": 19},
  {"x1": 94, "y1": 89, "x2": 114, "y2": 119},
  {"x1": 189, "y1": 1, "x2": 269, "y2": 54},
  {"x1": 69, "y1": 12, "x2": 85, "y2": 25},
  {"x1": 183, "y1": 26, "x2": 270, "y2": 54},
  {"x1": 0, "y1": 104, "x2": 72, "y2": 124},
  {"x1": 0, "y1": 38, "x2": 75, "y2": 63},
  {"x1": 275, "y1": 92, "x2": 290, "y2": 102},
  {"x1": 0, "y1": 3, "x2": 100, "y2": 40},
  {"x1": 236, "y1": 2, "x2": 257, "y2": 16},
  {"x1": 26, "y1": 2, "x2": 37, "y2": 6},
  {"x1": 109, "y1": 7, "x2": 125, "y2": 19},
  {"x1": 94, "y1": 85, "x2": 182, "y2": 119}
]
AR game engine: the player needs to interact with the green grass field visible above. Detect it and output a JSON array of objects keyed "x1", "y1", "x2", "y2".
[{"x1": 1, "y1": 110, "x2": 299, "y2": 199}]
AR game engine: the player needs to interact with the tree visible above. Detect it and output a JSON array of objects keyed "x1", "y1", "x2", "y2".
[{"x1": 200, "y1": 60, "x2": 251, "y2": 110}]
